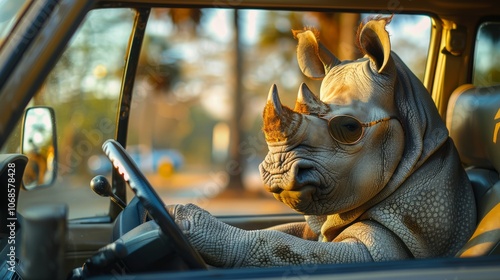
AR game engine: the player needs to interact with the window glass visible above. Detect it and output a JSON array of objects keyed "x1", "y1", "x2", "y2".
[
  {"x1": 382, "y1": 14, "x2": 430, "y2": 81},
  {"x1": 128, "y1": 9, "x2": 431, "y2": 216},
  {"x1": 473, "y1": 22, "x2": 500, "y2": 86},
  {"x1": 12, "y1": 8, "x2": 136, "y2": 219}
]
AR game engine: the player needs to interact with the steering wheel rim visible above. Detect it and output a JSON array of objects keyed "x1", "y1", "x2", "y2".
[{"x1": 102, "y1": 139, "x2": 207, "y2": 270}]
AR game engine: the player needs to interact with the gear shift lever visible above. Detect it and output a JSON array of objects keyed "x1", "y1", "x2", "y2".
[{"x1": 90, "y1": 175, "x2": 126, "y2": 209}]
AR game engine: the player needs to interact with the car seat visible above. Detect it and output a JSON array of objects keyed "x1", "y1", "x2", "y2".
[{"x1": 446, "y1": 84, "x2": 500, "y2": 257}]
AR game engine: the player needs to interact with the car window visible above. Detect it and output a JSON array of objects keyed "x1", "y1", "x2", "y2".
[
  {"x1": 0, "y1": 0, "x2": 31, "y2": 48},
  {"x1": 9, "y1": 8, "x2": 136, "y2": 219},
  {"x1": 473, "y1": 22, "x2": 500, "y2": 86},
  {"x1": 128, "y1": 9, "x2": 431, "y2": 216}
]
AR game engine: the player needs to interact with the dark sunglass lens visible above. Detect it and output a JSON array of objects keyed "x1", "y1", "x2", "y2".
[{"x1": 329, "y1": 116, "x2": 363, "y2": 143}]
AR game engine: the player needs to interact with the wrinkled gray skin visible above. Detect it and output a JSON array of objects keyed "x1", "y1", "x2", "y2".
[{"x1": 169, "y1": 18, "x2": 476, "y2": 267}]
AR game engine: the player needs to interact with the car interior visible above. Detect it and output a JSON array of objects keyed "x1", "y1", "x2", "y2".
[
  {"x1": 447, "y1": 84, "x2": 500, "y2": 257},
  {"x1": 0, "y1": 0, "x2": 500, "y2": 279},
  {"x1": 68, "y1": 30, "x2": 500, "y2": 280},
  {"x1": 74, "y1": 82, "x2": 500, "y2": 277}
]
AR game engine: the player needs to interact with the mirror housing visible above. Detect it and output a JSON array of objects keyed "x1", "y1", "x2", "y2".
[{"x1": 21, "y1": 107, "x2": 58, "y2": 190}]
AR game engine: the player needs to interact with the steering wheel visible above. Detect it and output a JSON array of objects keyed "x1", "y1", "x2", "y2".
[{"x1": 102, "y1": 139, "x2": 206, "y2": 270}]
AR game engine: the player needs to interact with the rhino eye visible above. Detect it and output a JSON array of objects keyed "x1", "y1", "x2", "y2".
[
  {"x1": 318, "y1": 114, "x2": 395, "y2": 145},
  {"x1": 327, "y1": 115, "x2": 364, "y2": 144},
  {"x1": 342, "y1": 121, "x2": 360, "y2": 132}
]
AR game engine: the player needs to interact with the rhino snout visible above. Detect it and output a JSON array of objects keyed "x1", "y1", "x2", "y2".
[{"x1": 259, "y1": 159, "x2": 317, "y2": 194}]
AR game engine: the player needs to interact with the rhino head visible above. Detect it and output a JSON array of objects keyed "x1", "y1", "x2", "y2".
[{"x1": 259, "y1": 17, "x2": 406, "y2": 216}]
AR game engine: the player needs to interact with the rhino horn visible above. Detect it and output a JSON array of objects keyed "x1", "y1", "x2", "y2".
[
  {"x1": 263, "y1": 84, "x2": 303, "y2": 143},
  {"x1": 294, "y1": 83, "x2": 329, "y2": 114},
  {"x1": 293, "y1": 28, "x2": 341, "y2": 80}
]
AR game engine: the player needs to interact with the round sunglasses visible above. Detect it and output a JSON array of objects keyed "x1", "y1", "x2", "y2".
[{"x1": 313, "y1": 114, "x2": 397, "y2": 145}]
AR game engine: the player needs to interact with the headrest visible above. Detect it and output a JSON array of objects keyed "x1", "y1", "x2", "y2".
[{"x1": 446, "y1": 84, "x2": 500, "y2": 172}]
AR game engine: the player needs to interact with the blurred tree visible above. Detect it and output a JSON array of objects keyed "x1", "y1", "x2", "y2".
[
  {"x1": 133, "y1": 8, "x2": 247, "y2": 193},
  {"x1": 226, "y1": 9, "x2": 245, "y2": 192},
  {"x1": 309, "y1": 12, "x2": 361, "y2": 60},
  {"x1": 137, "y1": 8, "x2": 201, "y2": 92},
  {"x1": 37, "y1": 9, "x2": 134, "y2": 175},
  {"x1": 259, "y1": 11, "x2": 303, "y2": 46},
  {"x1": 168, "y1": 8, "x2": 202, "y2": 34}
]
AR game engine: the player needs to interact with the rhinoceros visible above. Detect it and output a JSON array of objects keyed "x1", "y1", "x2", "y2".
[{"x1": 169, "y1": 17, "x2": 476, "y2": 267}]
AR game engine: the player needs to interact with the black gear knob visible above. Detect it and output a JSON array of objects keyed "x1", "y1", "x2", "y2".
[{"x1": 90, "y1": 175, "x2": 126, "y2": 209}]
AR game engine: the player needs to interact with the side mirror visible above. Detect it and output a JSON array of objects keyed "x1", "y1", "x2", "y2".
[{"x1": 21, "y1": 107, "x2": 58, "y2": 190}]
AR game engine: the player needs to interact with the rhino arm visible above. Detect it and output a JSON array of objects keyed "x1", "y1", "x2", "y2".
[
  {"x1": 334, "y1": 220, "x2": 412, "y2": 261},
  {"x1": 171, "y1": 204, "x2": 411, "y2": 267}
]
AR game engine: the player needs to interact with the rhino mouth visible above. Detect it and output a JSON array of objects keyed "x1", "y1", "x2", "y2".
[
  {"x1": 273, "y1": 186, "x2": 317, "y2": 213},
  {"x1": 259, "y1": 159, "x2": 323, "y2": 213}
]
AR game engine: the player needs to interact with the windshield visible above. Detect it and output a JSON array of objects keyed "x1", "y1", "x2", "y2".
[{"x1": 0, "y1": 0, "x2": 31, "y2": 48}]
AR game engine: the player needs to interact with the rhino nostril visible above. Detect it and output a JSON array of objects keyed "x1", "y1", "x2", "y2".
[
  {"x1": 292, "y1": 161, "x2": 316, "y2": 188},
  {"x1": 296, "y1": 166, "x2": 312, "y2": 181},
  {"x1": 294, "y1": 161, "x2": 314, "y2": 175}
]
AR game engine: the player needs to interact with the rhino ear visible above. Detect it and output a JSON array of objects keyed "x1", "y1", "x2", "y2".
[
  {"x1": 358, "y1": 16, "x2": 392, "y2": 73},
  {"x1": 293, "y1": 29, "x2": 340, "y2": 80}
]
